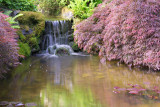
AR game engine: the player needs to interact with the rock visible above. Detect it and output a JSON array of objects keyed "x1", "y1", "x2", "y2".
[
  {"x1": 0, "y1": 101, "x2": 9, "y2": 106},
  {"x1": 61, "y1": 7, "x2": 73, "y2": 19},
  {"x1": 25, "y1": 103, "x2": 37, "y2": 107},
  {"x1": 10, "y1": 10, "x2": 20, "y2": 17},
  {"x1": 6, "y1": 104, "x2": 14, "y2": 107},
  {"x1": 15, "y1": 103, "x2": 25, "y2": 107},
  {"x1": 55, "y1": 47, "x2": 70, "y2": 56},
  {"x1": 10, "y1": 102, "x2": 21, "y2": 106},
  {"x1": 22, "y1": 29, "x2": 33, "y2": 35}
]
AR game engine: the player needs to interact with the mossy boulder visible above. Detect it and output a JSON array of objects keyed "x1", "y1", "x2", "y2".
[
  {"x1": 16, "y1": 11, "x2": 45, "y2": 57},
  {"x1": 55, "y1": 48, "x2": 70, "y2": 56}
]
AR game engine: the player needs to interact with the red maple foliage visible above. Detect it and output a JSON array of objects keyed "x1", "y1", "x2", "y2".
[
  {"x1": 74, "y1": 0, "x2": 160, "y2": 70},
  {"x1": 0, "y1": 13, "x2": 19, "y2": 77}
]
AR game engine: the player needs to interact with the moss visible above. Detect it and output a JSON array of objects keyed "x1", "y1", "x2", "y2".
[
  {"x1": 21, "y1": 25, "x2": 30, "y2": 31},
  {"x1": 17, "y1": 30, "x2": 26, "y2": 42},
  {"x1": 17, "y1": 11, "x2": 45, "y2": 56},
  {"x1": 17, "y1": 11, "x2": 45, "y2": 36},
  {"x1": 18, "y1": 42, "x2": 31, "y2": 57},
  {"x1": 28, "y1": 37, "x2": 39, "y2": 49}
]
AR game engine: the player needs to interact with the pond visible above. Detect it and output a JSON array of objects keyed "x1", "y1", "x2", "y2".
[{"x1": 0, "y1": 55, "x2": 160, "y2": 107}]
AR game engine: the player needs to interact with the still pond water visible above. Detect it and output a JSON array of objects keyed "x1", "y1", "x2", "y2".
[{"x1": 0, "y1": 55, "x2": 160, "y2": 107}]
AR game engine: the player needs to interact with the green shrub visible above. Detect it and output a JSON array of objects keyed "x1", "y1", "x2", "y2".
[
  {"x1": 0, "y1": 0, "x2": 36, "y2": 11},
  {"x1": 3, "y1": 10, "x2": 12, "y2": 15},
  {"x1": 18, "y1": 11, "x2": 45, "y2": 37},
  {"x1": 17, "y1": 11, "x2": 45, "y2": 56},
  {"x1": 29, "y1": 37, "x2": 39, "y2": 49},
  {"x1": 72, "y1": 42, "x2": 80, "y2": 52},
  {"x1": 68, "y1": 0, "x2": 102, "y2": 19},
  {"x1": 17, "y1": 30, "x2": 26, "y2": 42},
  {"x1": 18, "y1": 42, "x2": 31, "y2": 57},
  {"x1": 36, "y1": 0, "x2": 69, "y2": 15}
]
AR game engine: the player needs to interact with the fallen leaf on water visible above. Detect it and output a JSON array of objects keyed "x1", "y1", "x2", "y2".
[
  {"x1": 153, "y1": 96, "x2": 159, "y2": 100},
  {"x1": 138, "y1": 88, "x2": 146, "y2": 91},
  {"x1": 114, "y1": 86, "x2": 120, "y2": 89},
  {"x1": 113, "y1": 91, "x2": 120, "y2": 94},
  {"x1": 117, "y1": 88, "x2": 126, "y2": 91},
  {"x1": 127, "y1": 88, "x2": 138, "y2": 91},
  {"x1": 129, "y1": 90, "x2": 139, "y2": 94}
]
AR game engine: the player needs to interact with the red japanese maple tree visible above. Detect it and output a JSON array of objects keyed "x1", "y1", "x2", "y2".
[
  {"x1": 0, "y1": 13, "x2": 19, "y2": 77},
  {"x1": 75, "y1": 0, "x2": 160, "y2": 70}
]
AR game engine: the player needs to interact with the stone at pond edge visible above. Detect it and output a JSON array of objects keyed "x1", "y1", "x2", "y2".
[
  {"x1": 10, "y1": 10, "x2": 20, "y2": 17},
  {"x1": 25, "y1": 103, "x2": 37, "y2": 106},
  {"x1": 22, "y1": 29, "x2": 33, "y2": 36},
  {"x1": 0, "y1": 101, "x2": 9, "y2": 106},
  {"x1": 6, "y1": 104, "x2": 14, "y2": 107},
  {"x1": 15, "y1": 103, "x2": 25, "y2": 107}
]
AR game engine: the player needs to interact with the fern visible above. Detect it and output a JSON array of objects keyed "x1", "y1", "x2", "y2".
[
  {"x1": 6, "y1": 13, "x2": 23, "y2": 29},
  {"x1": 68, "y1": 0, "x2": 102, "y2": 19}
]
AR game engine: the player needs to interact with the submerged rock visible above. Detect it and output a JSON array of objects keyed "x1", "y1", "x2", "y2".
[{"x1": 55, "y1": 47, "x2": 70, "y2": 56}]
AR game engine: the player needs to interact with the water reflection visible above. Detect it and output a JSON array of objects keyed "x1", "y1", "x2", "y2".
[{"x1": 0, "y1": 55, "x2": 160, "y2": 107}]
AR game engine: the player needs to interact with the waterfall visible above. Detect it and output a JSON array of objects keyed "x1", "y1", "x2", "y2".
[{"x1": 41, "y1": 20, "x2": 74, "y2": 55}]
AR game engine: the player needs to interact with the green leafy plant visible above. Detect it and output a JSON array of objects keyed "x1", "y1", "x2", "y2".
[
  {"x1": 68, "y1": 0, "x2": 102, "y2": 19},
  {"x1": 6, "y1": 13, "x2": 23, "y2": 29},
  {"x1": 18, "y1": 42, "x2": 31, "y2": 57},
  {"x1": 36, "y1": 0, "x2": 69, "y2": 15},
  {"x1": 3, "y1": 10, "x2": 12, "y2": 16},
  {"x1": 17, "y1": 11, "x2": 45, "y2": 56},
  {"x1": 0, "y1": 0, "x2": 36, "y2": 11}
]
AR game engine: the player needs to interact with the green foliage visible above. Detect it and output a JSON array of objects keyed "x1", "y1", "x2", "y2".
[
  {"x1": 68, "y1": 0, "x2": 102, "y2": 19},
  {"x1": 17, "y1": 30, "x2": 26, "y2": 42},
  {"x1": 6, "y1": 13, "x2": 23, "y2": 29},
  {"x1": 0, "y1": 0, "x2": 36, "y2": 11},
  {"x1": 29, "y1": 37, "x2": 39, "y2": 49},
  {"x1": 18, "y1": 42, "x2": 31, "y2": 57},
  {"x1": 17, "y1": 11, "x2": 45, "y2": 57},
  {"x1": 36, "y1": 0, "x2": 69, "y2": 15},
  {"x1": 17, "y1": 11, "x2": 45, "y2": 37},
  {"x1": 3, "y1": 10, "x2": 12, "y2": 15},
  {"x1": 72, "y1": 42, "x2": 80, "y2": 52}
]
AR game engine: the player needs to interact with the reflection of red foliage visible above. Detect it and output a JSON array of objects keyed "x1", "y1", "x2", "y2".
[
  {"x1": 0, "y1": 13, "x2": 19, "y2": 77},
  {"x1": 75, "y1": 0, "x2": 160, "y2": 70}
]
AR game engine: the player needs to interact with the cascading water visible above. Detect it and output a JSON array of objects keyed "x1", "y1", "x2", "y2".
[{"x1": 41, "y1": 20, "x2": 74, "y2": 56}]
